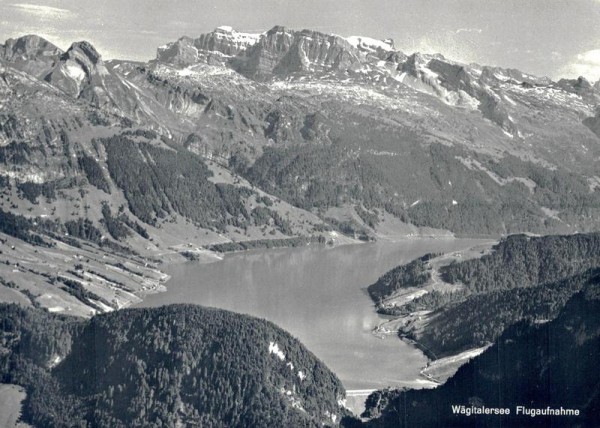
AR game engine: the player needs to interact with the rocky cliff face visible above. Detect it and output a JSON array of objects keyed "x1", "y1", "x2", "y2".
[
  {"x1": 196, "y1": 26, "x2": 260, "y2": 56},
  {"x1": 557, "y1": 75, "x2": 600, "y2": 104},
  {"x1": 232, "y1": 26, "x2": 362, "y2": 80},
  {"x1": 156, "y1": 36, "x2": 201, "y2": 66},
  {"x1": 44, "y1": 41, "x2": 108, "y2": 99},
  {"x1": 2, "y1": 28, "x2": 600, "y2": 239},
  {"x1": 583, "y1": 107, "x2": 600, "y2": 138},
  {"x1": 156, "y1": 26, "x2": 260, "y2": 66},
  {"x1": 1, "y1": 34, "x2": 62, "y2": 61},
  {"x1": 156, "y1": 26, "x2": 398, "y2": 81},
  {"x1": 0, "y1": 35, "x2": 62, "y2": 78}
]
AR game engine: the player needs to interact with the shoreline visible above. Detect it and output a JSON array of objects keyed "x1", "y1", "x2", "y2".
[
  {"x1": 143, "y1": 236, "x2": 484, "y2": 386},
  {"x1": 371, "y1": 319, "x2": 490, "y2": 386},
  {"x1": 3, "y1": 234, "x2": 493, "y2": 400},
  {"x1": 58, "y1": 230, "x2": 463, "y2": 316},
  {"x1": 1, "y1": 234, "x2": 493, "y2": 419},
  {"x1": 368, "y1": 239, "x2": 499, "y2": 385}
]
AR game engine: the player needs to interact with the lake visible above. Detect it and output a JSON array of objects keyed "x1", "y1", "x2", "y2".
[{"x1": 136, "y1": 238, "x2": 486, "y2": 391}]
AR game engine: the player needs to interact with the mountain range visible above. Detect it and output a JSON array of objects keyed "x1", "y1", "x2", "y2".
[
  {"x1": 2, "y1": 24, "x2": 600, "y2": 315},
  {"x1": 1, "y1": 24, "x2": 600, "y2": 426}
]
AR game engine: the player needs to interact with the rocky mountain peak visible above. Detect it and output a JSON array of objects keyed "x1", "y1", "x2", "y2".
[
  {"x1": 401, "y1": 52, "x2": 427, "y2": 74},
  {"x1": 1, "y1": 35, "x2": 63, "y2": 61},
  {"x1": 156, "y1": 25, "x2": 401, "y2": 80},
  {"x1": 156, "y1": 36, "x2": 199, "y2": 66},
  {"x1": 575, "y1": 75, "x2": 592, "y2": 89},
  {"x1": 400, "y1": 52, "x2": 449, "y2": 76},
  {"x1": 557, "y1": 75, "x2": 592, "y2": 91},
  {"x1": 156, "y1": 25, "x2": 399, "y2": 79},
  {"x1": 156, "y1": 26, "x2": 260, "y2": 66},
  {"x1": 344, "y1": 34, "x2": 395, "y2": 57},
  {"x1": 265, "y1": 25, "x2": 289, "y2": 36},
  {"x1": 557, "y1": 75, "x2": 600, "y2": 103},
  {"x1": 62, "y1": 40, "x2": 102, "y2": 65},
  {"x1": 44, "y1": 40, "x2": 109, "y2": 98},
  {"x1": 232, "y1": 26, "x2": 362, "y2": 80},
  {"x1": 195, "y1": 26, "x2": 260, "y2": 56},
  {"x1": 0, "y1": 35, "x2": 63, "y2": 78}
]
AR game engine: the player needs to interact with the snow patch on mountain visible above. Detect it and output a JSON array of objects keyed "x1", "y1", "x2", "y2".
[
  {"x1": 345, "y1": 36, "x2": 394, "y2": 53},
  {"x1": 457, "y1": 156, "x2": 537, "y2": 193},
  {"x1": 176, "y1": 67, "x2": 195, "y2": 77},
  {"x1": 213, "y1": 26, "x2": 260, "y2": 46},
  {"x1": 273, "y1": 80, "x2": 402, "y2": 110},
  {"x1": 268, "y1": 341, "x2": 286, "y2": 361},
  {"x1": 587, "y1": 176, "x2": 600, "y2": 192},
  {"x1": 154, "y1": 62, "x2": 237, "y2": 82},
  {"x1": 64, "y1": 63, "x2": 85, "y2": 83}
]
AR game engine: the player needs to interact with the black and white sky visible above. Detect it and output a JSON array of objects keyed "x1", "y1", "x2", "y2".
[{"x1": 1, "y1": 0, "x2": 600, "y2": 81}]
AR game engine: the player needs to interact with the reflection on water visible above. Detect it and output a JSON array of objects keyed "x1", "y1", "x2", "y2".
[{"x1": 136, "y1": 238, "x2": 485, "y2": 390}]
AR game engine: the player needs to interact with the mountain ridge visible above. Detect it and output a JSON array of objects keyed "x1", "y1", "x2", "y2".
[
  {"x1": 153, "y1": 25, "x2": 597, "y2": 86},
  {"x1": 2, "y1": 27, "x2": 600, "y2": 316},
  {"x1": 354, "y1": 275, "x2": 600, "y2": 427},
  {"x1": 0, "y1": 303, "x2": 347, "y2": 427}
]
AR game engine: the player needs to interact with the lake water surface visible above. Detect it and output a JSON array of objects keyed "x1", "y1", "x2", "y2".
[{"x1": 137, "y1": 238, "x2": 485, "y2": 390}]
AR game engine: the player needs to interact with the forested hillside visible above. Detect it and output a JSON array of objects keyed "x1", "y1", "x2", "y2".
[
  {"x1": 243, "y1": 139, "x2": 600, "y2": 236},
  {"x1": 367, "y1": 255, "x2": 434, "y2": 304},
  {"x1": 441, "y1": 233, "x2": 600, "y2": 292},
  {"x1": 410, "y1": 271, "x2": 594, "y2": 358},
  {"x1": 350, "y1": 275, "x2": 600, "y2": 427},
  {"x1": 0, "y1": 304, "x2": 346, "y2": 427},
  {"x1": 102, "y1": 135, "x2": 255, "y2": 230},
  {"x1": 368, "y1": 233, "x2": 600, "y2": 357}
]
